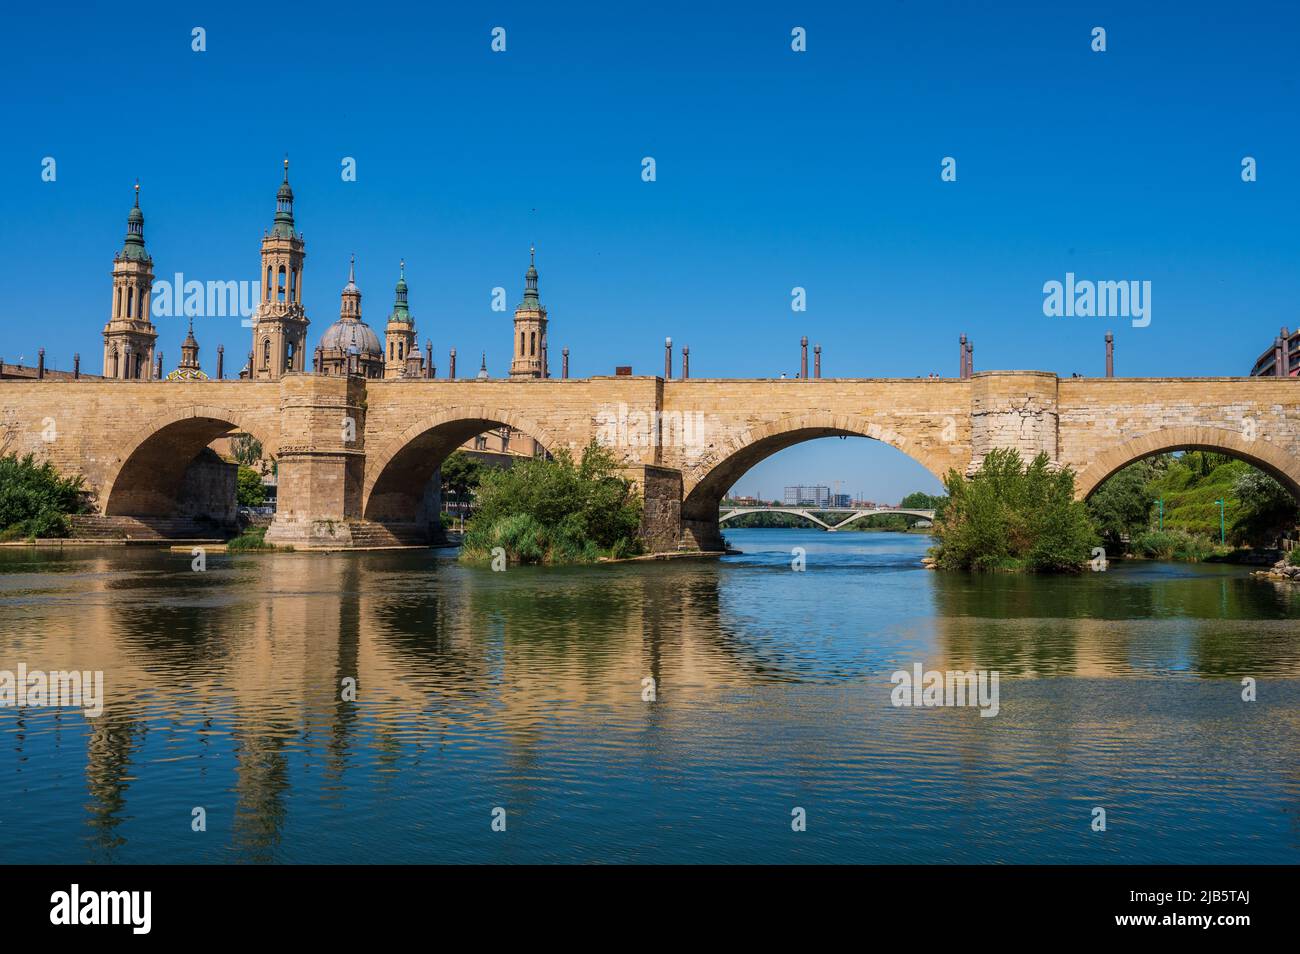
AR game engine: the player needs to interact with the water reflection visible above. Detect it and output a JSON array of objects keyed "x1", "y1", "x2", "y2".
[{"x1": 0, "y1": 531, "x2": 1297, "y2": 863}]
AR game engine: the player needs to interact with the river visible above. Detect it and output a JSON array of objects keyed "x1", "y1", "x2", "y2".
[{"x1": 1, "y1": 528, "x2": 1297, "y2": 863}]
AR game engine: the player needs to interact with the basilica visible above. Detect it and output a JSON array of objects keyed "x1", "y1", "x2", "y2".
[{"x1": 101, "y1": 159, "x2": 552, "y2": 388}]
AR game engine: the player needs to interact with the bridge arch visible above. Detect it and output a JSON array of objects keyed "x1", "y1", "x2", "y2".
[
  {"x1": 681, "y1": 411, "x2": 951, "y2": 548},
  {"x1": 102, "y1": 405, "x2": 279, "y2": 518},
  {"x1": 1075, "y1": 425, "x2": 1300, "y2": 501},
  {"x1": 362, "y1": 406, "x2": 559, "y2": 523}
]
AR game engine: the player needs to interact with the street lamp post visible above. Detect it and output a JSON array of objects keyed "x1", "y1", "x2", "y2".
[
  {"x1": 1215, "y1": 499, "x2": 1226, "y2": 544},
  {"x1": 1155, "y1": 498, "x2": 1164, "y2": 531}
]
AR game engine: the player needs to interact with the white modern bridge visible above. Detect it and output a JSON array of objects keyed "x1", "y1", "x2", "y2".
[{"x1": 717, "y1": 505, "x2": 936, "y2": 532}]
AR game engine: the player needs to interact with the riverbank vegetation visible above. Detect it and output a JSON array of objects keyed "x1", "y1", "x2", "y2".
[
  {"x1": 1086, "y1": 452, "x2": 1296, "y2": 560},
  {"x1": 931, "y1": 449, "x2": 1097, "y2": 572},
  {"x1": 236, "y1": 466, "x2": 266, "y2": 507},
  {"x1": 227, "y1": 526, "x2": 277, "y2": 551},
  {"x1": 459, "y1": 441, "x2": 642, "y2": 565},
  {"x1": 0, "y1": 454, "x2": 87, "y2": 541}
]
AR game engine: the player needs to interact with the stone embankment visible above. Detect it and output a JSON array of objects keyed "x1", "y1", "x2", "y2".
[{"x1": 1254, "y1": 557, "x2": 1300, "y2": 582}]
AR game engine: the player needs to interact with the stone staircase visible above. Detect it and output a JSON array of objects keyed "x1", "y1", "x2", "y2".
[
  {"x1": 343, "y1": 521, "x2": 433, "y2": 548},
  {"x1": 68, "y1": 514, "x2": 228, "y2": 542}
]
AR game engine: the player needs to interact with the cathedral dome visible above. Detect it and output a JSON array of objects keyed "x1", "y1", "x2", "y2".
[{"x1": 319, "y1": 317, "x2": 382, "y2": 356}]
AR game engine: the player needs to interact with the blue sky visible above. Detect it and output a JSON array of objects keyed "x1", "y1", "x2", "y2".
[{"x1": 4, "y1": 1, "x2": 1297, "y2": 501}]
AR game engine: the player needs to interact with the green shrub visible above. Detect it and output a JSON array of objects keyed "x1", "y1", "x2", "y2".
[
  {"x1": 236, "y1": 466, "x2": 266, "y2": 507},
  {"x1": 1129, "y1": 528, "x2": 1221, "y2": 562},
  {"x1": 1287, "y1": 548, "x2": 1300, "y2": 567},
  {"x1": 227, "y1": 526, "x2": 273, "y2": 551},
  {"x1": 931, "y1": 448, "x2": 1097, "y2": 573},
  {"x1": 0, "y1": 454, "x2": 87, "y2": 539},
  {"x1": 459, "y1": 440, "x2": 643, "y2": 565}
]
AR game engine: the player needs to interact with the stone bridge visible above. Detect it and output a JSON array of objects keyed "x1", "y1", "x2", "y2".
[{"x1": 2, "y1": 371, "x2": 1297, "y2": 550}]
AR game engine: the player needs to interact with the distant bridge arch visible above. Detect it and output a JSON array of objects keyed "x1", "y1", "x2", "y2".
[{"x1": 718, "y1": 505, "x2": 936, "y2": 532}]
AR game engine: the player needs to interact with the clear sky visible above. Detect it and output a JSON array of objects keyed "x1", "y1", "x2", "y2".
[{"x1": 4, "y1": 1, "x2": 1297, "y2": 501}]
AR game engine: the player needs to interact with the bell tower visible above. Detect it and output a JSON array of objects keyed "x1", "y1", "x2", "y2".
[
  {"x1": 509, "y1": 246, "x2": 548, "y2": 379},
  {"x1": 102, "y1": 183, "x2": 158, "y2": 379},
  {"x1": 249, "y1": 157, "x2": 308, "y2": 379},
  {"x1": 384, "y1": 260, "x2": 418, "y2": 377}
]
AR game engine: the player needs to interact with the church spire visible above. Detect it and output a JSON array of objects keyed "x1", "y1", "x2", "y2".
[
  {"x1": 120, "y1": 181, "x2": 148, "y2": 261},
  {"x1": 272, "y1": 155, "x2": 295, "y2": 238},
  {"x1": 390, "y1": 259, "x2": 411, "y2": 321},
  {"x1": 104, "y1": 181, "x2": 158, "y2": 378},
  {"x1": 340, "y1": 254, "x2": 361, "y2": 318},
  {"x1": 383, "y1": 260, "x2": 418, "y2": 378},
  {"x1": 520, "y1": 244, "x2": 540, "y2": 309},
  {"x1": 510, "y1": 245, "x2": 548, "y2": 379},
  {"x1": 179, "y1": 317, "x2": 200, "y2": 369}
]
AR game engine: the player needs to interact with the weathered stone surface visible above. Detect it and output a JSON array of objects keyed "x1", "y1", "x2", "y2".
[{"x1": 3, "y1": 371, "x2": 1297, "y2": 551}]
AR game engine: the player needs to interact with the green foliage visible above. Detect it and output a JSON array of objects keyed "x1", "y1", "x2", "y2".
[
  {"x1": 932, "y1": 448, "x2": 1097, "y2": 573},
  {"x1": 0, "y1": 454, "x2": 87, "y2": 540},
  {"x1": 230, "y1": 433, "x2": 263, "y2": 468},
  {"x1": 1231, "y1": 467, "x2": 1297, "y2": 544},
  {"x1": 440, "y1": 451, "x2": 485, "y2": 504},
  {"x1": 723, "y1": 510, "x2": 818, "y2": 529},
  {"x1": 1086, "y1": 458, "x2": 1157, "y2": 547},
  {"x1": 236, "y1": 466, "x2": 266, "y2": 507},
  {"x1": 1288, "y1": 548, "x2": 1300, "y2": 567},
  {"x1": 1130, "y1": 528, "x2": 1222, "y2": 562},
  {"x1": 1094, "y1": 451, "x2": 1298, "y2": 549},
  {"x1": 899, "y1": 490, "x2": 948, "y2": 520},
  {"x1": 460, "y1": 440, "x2": 643, "y2": 565},
  {"x1": 227, "y1": 526, "x2": 274, "y2": 550}
]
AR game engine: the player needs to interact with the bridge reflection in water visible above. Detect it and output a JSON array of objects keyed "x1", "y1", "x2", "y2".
[{"x1": 0, "y1": 532, "x2": 1297, "y2": 863}]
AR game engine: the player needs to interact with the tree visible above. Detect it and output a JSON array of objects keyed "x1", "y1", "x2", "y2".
[
  {"x1": 1086, "y1": 459, "x2": 1154, "y2": 547},
  {"x1": 900, "y1": 490, "x2": 948, "y2": 520},
  {"x1": 0, "y1": 454, "x2": 87, "y2": 539},
  {"x1": 932, "y1": 448, "x2": 1097, "y2": 572},
  {"x1": 236, "y1": 466, "x2": 266, "y2": 507},
  {"x1": 461, "y1": 440, "x2": 643, "y2": 564},
  {"x1": 1232, "y1": 468, "x2": 1297, "y2": 544},
  {"x1": 440, "y1": 451, "x2": 485, "y2": 508},
  {"x1": 230, "y1": 433, "x2": 263, "y2": 468}
]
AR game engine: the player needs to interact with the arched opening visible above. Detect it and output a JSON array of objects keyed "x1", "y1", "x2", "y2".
[
  {"x1": 362, "y1": 411, "x2": 556, "y2": 543},
  {"x1": 102, "y1": 411, "x2": 277, "y2": 539},
  {"x1": 682, "y1": 419, "x2": 947, "y2": 551},
  {"x1": 277, "y1": 266, "x2": 287, "y2": 302},
  {"x1": 1079, "y1": 428, "x2": 1300, "y2": 555}
]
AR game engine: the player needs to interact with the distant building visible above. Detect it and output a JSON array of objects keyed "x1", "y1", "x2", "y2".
[
  {"x1": 831, "y1": 493, "x2": 852, "y2": 508},
  {"x1": 1250, "y1": 326, "x2": 1299, "y2": 377},
  {"x1": 724, "y1": 495, "x2": 763, "y2": 507},
  {"x1": 784, "y1": 485, "x2": 831, "y2": 507}
]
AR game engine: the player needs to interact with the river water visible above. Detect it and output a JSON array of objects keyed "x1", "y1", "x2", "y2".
[{"x1": 1, "y1": 529, "x2": 1297, "y2": 864}]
